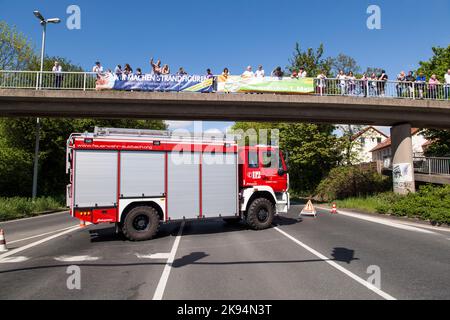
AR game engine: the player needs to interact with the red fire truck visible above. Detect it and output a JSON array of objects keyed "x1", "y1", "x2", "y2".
[{"x1": 66, "y1": 127, "x2": 290, "y2": 241}]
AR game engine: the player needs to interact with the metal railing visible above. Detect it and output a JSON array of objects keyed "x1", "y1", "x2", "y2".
[
  {"x1": 413, "y1": 156, "x2": 450, "y2": 176},
  {"x1": 0, "y1": 70, "x2": 97, "y2": 90},
  {"x1": 314, "y1": 78, "x2": 450, "y2": 101},
  {"x1": 1, "y1": 70, "x2": 450, "y2": 101}
]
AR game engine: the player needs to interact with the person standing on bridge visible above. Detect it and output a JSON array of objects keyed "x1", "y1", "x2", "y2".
[
  {"x1": 428, "y1": 74, "x2": 440, "y2": 99},
  {"x1": 360, "y1": 73, "x2": 369, "y2": 97},
  {"x1": 52, "y1": 61, "x2": 63, "y2": 88},
  {"x1": 242, "y1": 66, "x2": 254, "y2": 79},
  {"x1": 405, "y1": 71, "x2": 415, "y2": 98},
  {"x1": 416, "y1": 72, "x2": 426, "y2": 99},
  {"x1": 444, "y1": 69, "x2": 450, "y2": 100},
  {"x1": 337, "y1": 70, "x2": 347, "y2": 95},
  {"x1": 92, "y1": 61, "x2": 104, "y2": 79},
  {"x1": 378, "y1": 70, "x2": 388, "y2": 97},
  {"x1": 255, "y1": 65, "x2": 265, "y2": 78},
  {"x1": 396, "y1": 71, "x2": 406, "y2": 97},
  {"x1": 114, "y1": 65, "x2": 123, "y2": 80}
]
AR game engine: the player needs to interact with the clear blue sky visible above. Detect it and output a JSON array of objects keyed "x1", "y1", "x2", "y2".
[{"x1": 1, "y1": 0, "x2": 449, "y2": 132}]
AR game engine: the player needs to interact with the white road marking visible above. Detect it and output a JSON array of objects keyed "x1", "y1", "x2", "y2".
[
  {"x1": 136, "y1": 252, "x2": 171, "y2": 260},
  {"x1": 0, "y1": 211, "x2": 68, "y2": 224},
  {"x1": 315, "y1": 206, "x2": 435, "y2": 234},
  {"x1": 152, "y1": 221, "x2": 185, "y2": 300},
  {"x1": 54, "y1": 255, "x2": 100, "y2": 262},
  {"x1": 0, "y1": 256, "x2": 29, "y2": 263},
  {"x1": 274, "y1": 226, "x2": 396, "y2": 300},
  {"x1": 0, "y1": 226, "x2": 80, "y2": 261},
  {"x1": 397, "y1": 221, "x2": 450, "y2": 233},
  {"x1": 8, "y1": 225, "x2": 79, "y2": 244}
]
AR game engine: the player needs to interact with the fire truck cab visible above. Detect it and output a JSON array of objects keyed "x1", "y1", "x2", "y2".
[{"x1": 66, "y1": 127, "x2": 289, "y2": 241}]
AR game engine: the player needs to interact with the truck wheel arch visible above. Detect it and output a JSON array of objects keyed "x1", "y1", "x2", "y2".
[
  {"x1": 120, "y1": 201, "x2": 164, "y2": 224},
  {"x1": 244, "y1": 191, "x2": 276, "y2": 215}
]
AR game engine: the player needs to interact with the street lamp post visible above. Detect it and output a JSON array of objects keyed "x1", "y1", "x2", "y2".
[{"x1": 32, "y1": 10, "x2": 60, "y2": 199}]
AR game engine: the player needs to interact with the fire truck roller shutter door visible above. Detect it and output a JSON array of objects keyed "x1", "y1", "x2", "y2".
[
  {"x1": 201, "y1": 152, "x2": 238, "y2": 217},
  {"x1": 167, "y1": 152, "x2": 200, "y2": 220},
  {"x1": 74, "y1": 150, "x2": 118, "y2": 208},
  {"x1": 120, "y1": 151, "x2": 165, "y2": 198}
]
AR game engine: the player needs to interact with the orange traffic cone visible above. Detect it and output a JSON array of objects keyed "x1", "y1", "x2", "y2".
[
  {"x1": 331, "y1": 203, "x2": 338, "y2": 214},
  {"x1": 79, "y1": 220, "x2": 87, "y2": 228},
  {"x1": 0, "y1": 229, "x2": 8, "y2": 252}
]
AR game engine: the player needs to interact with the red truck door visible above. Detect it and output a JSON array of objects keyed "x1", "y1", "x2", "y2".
[{"x1": 259, "y1": 148, "x2": 288, "y2": 192}]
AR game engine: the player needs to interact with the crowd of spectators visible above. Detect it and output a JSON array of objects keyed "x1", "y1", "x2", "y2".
[
  {"x1": 315, "y1": 68, "x2": 450, "y2": 99},
  {"x1": 48, "y1": 59, "x2": 450, "y2": 100}
]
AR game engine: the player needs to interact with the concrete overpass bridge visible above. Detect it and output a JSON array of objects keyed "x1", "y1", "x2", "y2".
[
  {"x1": 0, "y1": 89, "x2": 449, "y2": 128},
  {"x1": 0, "y1": 88, "x2": 449, "y2": 194}
]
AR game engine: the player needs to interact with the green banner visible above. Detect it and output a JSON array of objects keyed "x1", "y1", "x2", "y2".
[{"x1": 217, "y1": 76, "x2": 315, "y2": 94}]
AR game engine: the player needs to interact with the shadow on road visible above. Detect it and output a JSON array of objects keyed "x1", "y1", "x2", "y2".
[
  {"x1": 89, "y1": 215, "x2": 302, "y2": 243},
  {"x1": 0, "y1": 247, "x2": 359, "y2": 274}
]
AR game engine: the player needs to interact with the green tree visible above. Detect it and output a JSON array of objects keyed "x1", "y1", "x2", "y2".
[
  {"x1": 416, "y1": 45, "x2": 450, "y2": 156},
  {"x1": 287, "y1": 43, "x2": 332, "y2": 76},
  {"x1": 417, "y1": 45, "x2": 450, "y2": 82},
  {"x1": 0, "y1": 118, "x2": 167, "y2": 196},
  {"x1": 0, "y1": 20, "x2": 35, "y2": 70},
  {"x1": 329, "y1": 53, "x2": 361, "y2": 76},
  {"x1": 421, "y1": 129, "x2": 450, "y2": 157}
]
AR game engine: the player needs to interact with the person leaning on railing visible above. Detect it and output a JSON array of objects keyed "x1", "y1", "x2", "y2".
[
  {"x1": 316, "y1": 71, "x2": 327, "y2": 95},
  {"x1": 396, "y1": 71, "x2": 406, "y2": 97},
  {"x1": 445, "y1": 69, "x2": 450, "y2": 100},
  {"x1": 378, "y1": 70, "x2": 388, "y2": 97},
  {"x1": 405, "y1": 71, "x2": 415, "y2": 98},
  {"x1": 428, "y1": 74, "x2": 440, "y2": 100},
  {"x1": 415, "y1": 72, "x2": 426, "y2": 99},
  {"x1": 337, "y1": 70, "x2": 347, "y2": 95},
  {"x1": 360, "y1": 73, "x2": 369, "y2": 97}
]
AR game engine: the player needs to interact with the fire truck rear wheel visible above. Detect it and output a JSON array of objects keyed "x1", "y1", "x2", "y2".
[
  {"x1": 246, "y1": 198, "x2": 275, "y2": 230},
  {"x1": 122, "y1": 206, "x2": 160, "y2": 241}
]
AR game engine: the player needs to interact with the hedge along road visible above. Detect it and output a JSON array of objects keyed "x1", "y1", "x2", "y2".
[{"x1": 0, "y1": 205, "x2": 449, "y2": 299}]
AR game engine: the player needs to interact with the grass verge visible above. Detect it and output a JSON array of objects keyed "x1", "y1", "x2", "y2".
[
  {"x1": 0, "y1": 197, "x2": 65, "y2": 222},
  {"x1": 330, "y1": 185, "x2": 450, "y2": 225}
]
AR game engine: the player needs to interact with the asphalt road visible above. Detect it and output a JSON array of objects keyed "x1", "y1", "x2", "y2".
[{"x1": 0, "y1": 205, "x2": 449, "y2": 300}]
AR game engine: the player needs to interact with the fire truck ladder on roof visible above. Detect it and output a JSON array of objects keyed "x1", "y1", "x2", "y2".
[{"x1": 93, "y1": 127, "x2": 237, "y2": 144}]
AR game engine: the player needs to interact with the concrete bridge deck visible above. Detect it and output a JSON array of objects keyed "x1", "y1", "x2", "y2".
[{"x1": 0, "y1": 89, "x2": 450, "y2": 128}]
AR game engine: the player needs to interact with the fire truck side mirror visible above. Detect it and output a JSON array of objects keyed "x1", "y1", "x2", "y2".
[{"x1": 278, "y1": 168, "x2": 286, "y2": 176}]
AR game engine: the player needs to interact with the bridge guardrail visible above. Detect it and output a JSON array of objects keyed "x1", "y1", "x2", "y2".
[
  {"x1": 1, "y1": 70, "x2": 450, "y2": 101},
  {"x1": 413, "y1": 156, "x2": 450, "y2": 176},
  {"x1": 0, "y1": 70, "x2": 97, "y2": 90}
]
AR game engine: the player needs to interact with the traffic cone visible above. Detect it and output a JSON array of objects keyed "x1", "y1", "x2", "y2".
[
  {"x1": 0, "y1": 229, "x2": 8, "y2": 252},
  {"x1": 331, "y1": 203, "x2": 338, "y2": 214},
  {"x1": 79, "y1": 220, "x2": 87, "y2": 228}
]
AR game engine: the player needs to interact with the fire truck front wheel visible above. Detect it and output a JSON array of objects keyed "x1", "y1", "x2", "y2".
[
  {"x1": 122, "y1": 206, "x2": 160, "y2": 241},
  {"x1": 246, "y1": 198, "x2": 275, "y2": 230}
]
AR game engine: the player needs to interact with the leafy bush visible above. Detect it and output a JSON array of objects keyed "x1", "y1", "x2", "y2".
[
  {"x1": 315, "y1": 166, "x2": 391, "y2": 201},
  {"x1": 390, "y1": 185, "x2": 450, "y2": 224},
  {"x1": 0, "y1": 197, "x2": 64, "y2": 221}
]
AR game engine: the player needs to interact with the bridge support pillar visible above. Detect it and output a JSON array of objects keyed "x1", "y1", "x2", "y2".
[{"x1": 391, "y1": 123, "x2": 415, "y2": 194}]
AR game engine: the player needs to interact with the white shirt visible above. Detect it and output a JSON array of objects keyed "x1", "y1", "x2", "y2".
[
  {"x1": 255, "y1": 69, "x2": 265, "y2": 78},
  {"x1": 445, "y1": 73, "x2": 450, "y2": 85},
  {"x1": 298, "y1": 71, "x2": 307, "y2": 78},
  {"x1": 242, "y1": 70, "x2": 254, "y2": 78},
  {"x1": 52, "y1": 65, "x2": 62, "y2": 73},
  {"x1": 93, "y1": 65, "x2": 103, "y2": 73},
  {"x1": 337, "y1": 74, "x2": 347, "y2": 85}
]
